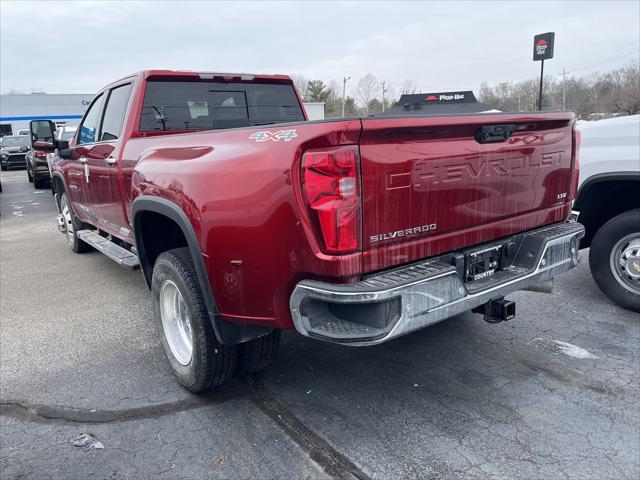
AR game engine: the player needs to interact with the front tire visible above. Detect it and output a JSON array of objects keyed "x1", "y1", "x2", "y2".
[
  {"x1": 27, "y1": 167, "x2": 33, "y2": 183},
  {"x1": 152, "y1": 248, "x2": 237, "y2": 392},
  {"x1": 59, "y1": 193, "x2": 91, "y2": 253},
  {"x1": 589, "y1": 209, "x2": 640, "y2": 313}
]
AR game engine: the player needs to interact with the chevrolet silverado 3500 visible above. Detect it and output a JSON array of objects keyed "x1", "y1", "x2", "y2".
[{"x1": 31, "y1": 70, "x2": 584, "y2": 392}]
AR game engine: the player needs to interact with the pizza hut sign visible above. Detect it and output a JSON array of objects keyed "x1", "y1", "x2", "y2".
[
  {"x1": 533, "y1": 32, "x2": 555, "y2": 61},
  {"x1": 427, "y1": 93, "x2": 465, "y2": 101}
]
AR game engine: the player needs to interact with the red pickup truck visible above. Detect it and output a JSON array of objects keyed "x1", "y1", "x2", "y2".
[{"x1": 31, "y1": 70, "x2": 584, "y2": 392}]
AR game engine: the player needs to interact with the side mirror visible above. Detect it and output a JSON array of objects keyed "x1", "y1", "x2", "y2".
[
  {"x1": 29, "y1": 119, "x2": 56, "y2": 152},
  {"x1": 56, "y1": 140, "x2": 72, "y2": 160},
  {"x1": 58, "y1": 148, "x2": 73, "y2": 160}
]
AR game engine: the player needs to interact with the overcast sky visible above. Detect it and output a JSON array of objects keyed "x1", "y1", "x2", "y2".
[{"x1": 1, "y1": 0, "x2": 638, "y2": 97}]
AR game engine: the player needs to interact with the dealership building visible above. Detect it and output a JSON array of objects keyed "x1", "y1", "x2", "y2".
[
  {"x1": 0, "y1": 93, "x2": 325, "y2": 136},
  {"x1": 0, "y1": 93, "x2": 95, "y2": 136}
]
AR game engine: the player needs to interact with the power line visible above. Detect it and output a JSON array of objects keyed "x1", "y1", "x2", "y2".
[
  {"x1": 553, "y1": 45, "x2": 640, "y2": 75},
  {"x1": 386, "y1": 45, "x2": 640, "y2": 94}
]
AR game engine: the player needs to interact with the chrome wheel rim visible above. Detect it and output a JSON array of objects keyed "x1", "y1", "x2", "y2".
[
  {"x1": 61, "y1": 200, "x2": 75, "y2": 247},
  {"x1": 609, "y1": 234, "x2": 640, "y2": 295},
  {"x1": 159, "y1": 280, "x2": 194, "y2": 365}
]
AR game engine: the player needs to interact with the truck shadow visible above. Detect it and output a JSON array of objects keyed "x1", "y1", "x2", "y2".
[{"x1": 260, "y1": 308, "x2": 613, "y2": 445}]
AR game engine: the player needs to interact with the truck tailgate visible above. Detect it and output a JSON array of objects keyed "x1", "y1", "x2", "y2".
[{"x1": 359, "y1": 112, "x2": 576, "y2": 272}]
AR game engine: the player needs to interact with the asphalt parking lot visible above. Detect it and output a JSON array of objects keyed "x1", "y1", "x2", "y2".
[{"x1": 1, "y1": 169, "x2": 638, "y2": 480}]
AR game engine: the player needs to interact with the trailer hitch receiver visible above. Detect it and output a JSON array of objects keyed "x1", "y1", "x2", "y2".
[{"x1": 473, "y1": 297, "x2": 516, "y2": 323}]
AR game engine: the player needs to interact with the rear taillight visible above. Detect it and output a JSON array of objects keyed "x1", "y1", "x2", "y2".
[
  {"x1": 302, "y1": 145, "x2": 361, "y2": 254},
  {"x1": 570, "y1": 128, "x2": 581, "y2": 200}
]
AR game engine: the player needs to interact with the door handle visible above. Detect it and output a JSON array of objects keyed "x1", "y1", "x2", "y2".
[
  {"x1": 105, "y1": 156, "x2": 117, "y2": 166},
  {"x1": 79, "y1": 156, "x2": 87, "y2": 164}
]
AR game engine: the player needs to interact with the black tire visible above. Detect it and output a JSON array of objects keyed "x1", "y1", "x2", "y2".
[
  {"x1": 152, "y1": 248, "x2": 237, "y2": 392},
  {"x1": 27, "y1": 167, "x2": 33, "y2": 183},
  {"x1": 59, "y1": 193, "x2": 91, "y2": 253},
  {"x1": 235, "y1": 330, "x2": 281, "y2": 377},
  {"x1": 33, "y1": 174, "x2": 47, "y2": 189},
  {"x1": 1, "y1": 164, "x2": 7, "y2": 171},
  {"x1": 589, "y1": 209, "x2": 640, "y2": 313}
]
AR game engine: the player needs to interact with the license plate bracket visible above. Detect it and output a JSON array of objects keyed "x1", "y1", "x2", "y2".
[{"x1": 464, "y1": 245, "x2": 504, "y2": 283}]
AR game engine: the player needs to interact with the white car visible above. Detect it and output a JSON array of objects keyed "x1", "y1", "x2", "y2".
[
  {"x1": 55, "y1": 125, "x2": 78, "y2": 142},
  {"x1": 47, "y1": 125, "x2": 78, "y2": 176},
  {"x1": 16, "y1": 129, "x2": 31, "y2": 136},
  {"x1": 575, "y1": 115, "x2": 640, "y2": 312}
]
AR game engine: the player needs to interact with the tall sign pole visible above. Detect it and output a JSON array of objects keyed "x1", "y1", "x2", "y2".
[
  {"x1": 533, "y1": 32, "x2": 555, "y2": 111},
  {"x1": 538, "y1": 59, "x2": 545, "y2": 111}
]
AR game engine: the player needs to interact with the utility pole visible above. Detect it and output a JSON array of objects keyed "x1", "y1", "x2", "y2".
[
  {"x1": 381, "y1": 81, "x2": 388, "y2": 112},
  {"x1": 341, "y1": 76, "x2": 351, "y2": 117},
  {"x1": 560, "y1": 68, "x2": 568, "y2": 110}
]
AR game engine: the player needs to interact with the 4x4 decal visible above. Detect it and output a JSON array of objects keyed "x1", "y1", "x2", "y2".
[{"x1": 250, "y1": 129, "x2": 298, "y2": 142}]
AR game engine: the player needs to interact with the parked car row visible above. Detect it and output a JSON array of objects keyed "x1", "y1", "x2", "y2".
[
  {"x1": 0, "y1": 125, "x2": 78, "y2": 190},
  {"x1": 26, "y1": 125, "x2": 77, "y2": 189},
  {"x1": 0, "y1": 135, "x2": 31, "y2": 171}
]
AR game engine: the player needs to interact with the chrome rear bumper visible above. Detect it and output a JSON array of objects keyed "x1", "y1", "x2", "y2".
[{"x1": 290, "y1": 221, "x2": 585, "y2": 345}]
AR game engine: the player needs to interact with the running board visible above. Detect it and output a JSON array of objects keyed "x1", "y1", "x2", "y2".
[{"x1": 76, "y1": 230, "x2": 140, "y2": 270}]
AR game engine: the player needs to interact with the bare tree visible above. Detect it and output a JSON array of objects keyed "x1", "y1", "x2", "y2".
[
  {"x1": 384, "y1": 84, "x2": 397, "y2": 109},
  {"x1": 289, "y1": 74, "x2": 308, "y2": 99},
  {"x1": 401, "y1": 79, "x2": 418, "y2": 94},
  {"x1": 354, "y1": 73, "x2": 380, "y2": 114},
  {"x1": 478, "y1": 61, "x2": 639, "y2": 118},
  {"x1": 613, "y1": 64, "x2": 640, "y2": 114}
]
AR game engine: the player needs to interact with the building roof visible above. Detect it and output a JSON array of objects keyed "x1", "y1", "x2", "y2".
[{"x1": 382, "y1": 90, "x2": 496, "y2": 115}]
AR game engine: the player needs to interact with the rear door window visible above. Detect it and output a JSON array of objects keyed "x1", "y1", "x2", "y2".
[
  {"x1": 100, "y1": 83, "x2": 133, "y2": 141},
  {"x1": 140, "y1": 81, "x2": 304, "y2": 132},
  {"x1": 78, "y1": 94, "x2": 105, "y2": 144}
]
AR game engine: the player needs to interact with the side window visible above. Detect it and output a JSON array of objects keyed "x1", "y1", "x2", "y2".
[
  {"x1": 78, "y1": 94, "x2": 105, "y2": 144},
  {"x1": 100, "y1": 83, "x2": 133, "y2": 141}
]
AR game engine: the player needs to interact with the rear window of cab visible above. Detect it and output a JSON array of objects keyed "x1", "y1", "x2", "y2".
[{"x1": 139, "y1": 81, "x2": 304, "y2": 132}]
